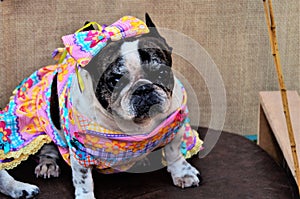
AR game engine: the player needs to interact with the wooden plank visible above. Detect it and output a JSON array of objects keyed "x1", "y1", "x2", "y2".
[
  {"x1": 258, "y1": 105, "x2": 284, "y2": 165},
  {"x1": 258, "y1": 91, "x2": 300, "y2": 182}
]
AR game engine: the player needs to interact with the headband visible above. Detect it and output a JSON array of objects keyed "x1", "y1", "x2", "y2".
[{"x1": 59, "y1": 16, "x2": 149, "y2": 91}]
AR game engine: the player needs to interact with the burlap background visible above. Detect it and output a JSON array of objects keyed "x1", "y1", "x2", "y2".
[{"x1": 0, "y1": 0, "x2": 299, "y2": 135}]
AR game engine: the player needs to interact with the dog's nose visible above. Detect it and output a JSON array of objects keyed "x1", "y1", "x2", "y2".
[
  {"x1": 132, "y1": 84, "x2": 155, "y2": 95},
  {"x1": 131, "y1": 84, "x2": 164, "y2": 121}
]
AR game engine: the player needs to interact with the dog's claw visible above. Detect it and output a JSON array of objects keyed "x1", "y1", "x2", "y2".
[
  {"x1": 35, "y1": 144, "x2": 60, "y2": 179},
  {"x1": 35, "y1": 161, "x2": 60, "y2": 179}
]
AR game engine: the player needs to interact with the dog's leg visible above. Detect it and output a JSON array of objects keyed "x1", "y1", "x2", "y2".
[
  {"x1": 35, "y1": 144, "x2": 60, "y2": 178},
  {"x1": 70, "y1": 151, "x2": 95, "y2": 199},
  {"x1": 0, "y1": 170, "x2": 39, "y2": 198},
  {"x1": 164, "y1": 127, "x2": 201, "y2": 188}
]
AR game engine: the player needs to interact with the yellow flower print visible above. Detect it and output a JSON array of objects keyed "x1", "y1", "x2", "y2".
[
  {"x1": 68, "y1": 110, "x2": 75, "y2": 125},
  {"x1": 105, "y1": 141, "x2": 126, "y2": 155},
  {"x1": 20, "y1": 118, "x2": 41, "y2": 134},
  {"x1": 16, "y1": 101, "x2": 35, "y2": 118},
  {"x1": 57, "y1": 67, "x2": 70, "y2": 82},
  {"x1": 84, "y1": 134, "x2": 104, "y2": 150},
  {"x1": 113, "y1": 141, "x2": 127, "y2": 149},
  {"x1": 39, "y1": 117, "x2": 50, "y2": 129},
  {"x1": 128, "y1": 141, "x2": 147, "y2": 153},
  {"x1": 17, "y1": 78, "x2": 33, "y2": 100},
  {"x1": 37, "y1": 64, "x2": 59, "y2": 77},
  {"x1": 152, "y1": 129, "x2": 166, "y2": 143},
  {"x1": 36, "y1": 96, "x2": 46, "y2": 111},
  {"x1": 0, "y1": 121, "x2": 12, "y2": 142}
]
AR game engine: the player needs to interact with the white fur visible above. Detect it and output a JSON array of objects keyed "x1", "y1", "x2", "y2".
[
  {"x1": 0, "y1": 170, "x2": 39, "y2": 198},
  {"x1": 164, "y1": 127, "x2": 200, "y2": 188},
  {"x1": 116, "y1": 41, "x2": 143, "y2": 120},
  {"x1": 120, "y1": 40, "x2": 141, "y2": 75},
  {"x1": 70, "y1": 151, "x2": 95, "y2": 199}
]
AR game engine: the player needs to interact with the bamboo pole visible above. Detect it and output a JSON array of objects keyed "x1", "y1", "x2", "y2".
[{"x1": 263, "y1": 0, "x2": 300, "y2": 192}]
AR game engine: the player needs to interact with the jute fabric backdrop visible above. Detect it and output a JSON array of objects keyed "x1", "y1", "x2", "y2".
[{"x1": 0, "y1": 0, "x2": 299, "y2": 135}]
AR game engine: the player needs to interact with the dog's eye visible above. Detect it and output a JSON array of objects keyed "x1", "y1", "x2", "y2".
[
  {"x1": 147, "y1": 67, "x2": 171, "y2": 81},
  {"x1": 107, "y1": 76, "x2": 121, "y2": 91},
  {"x1": 145, "y1": 65, "x2": 174, "y2": 92},
  {"x1": 107, "y1": 75, "x2": 129, "y2": 92}
]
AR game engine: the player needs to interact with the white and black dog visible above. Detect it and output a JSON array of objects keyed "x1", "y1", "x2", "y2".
[{"x1": 0, "y1": 14, "x2": 201, "y2": 199}]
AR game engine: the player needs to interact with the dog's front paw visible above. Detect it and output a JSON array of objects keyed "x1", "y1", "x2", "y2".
[
  {"x1": 35, "y1": 158, "x2": 60, "y2": 178},
  {"x1": 7, "y1": 181, "x2": 40, "y2": 199},
  {"x1": 167, "y1": 160, "x2": 201, "y2": 188},
  {"x1": 75, "y1": 192, "x2": 95, "y2": 199}
]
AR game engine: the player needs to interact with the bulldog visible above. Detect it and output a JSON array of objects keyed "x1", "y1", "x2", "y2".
[{"x1": 0, "y1": 14, "x2": 203, "y2": 199}]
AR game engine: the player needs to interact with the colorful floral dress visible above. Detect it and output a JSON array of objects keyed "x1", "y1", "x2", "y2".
[{"x1": 0, "y1": 16, "x2": 203, "y2": 172}]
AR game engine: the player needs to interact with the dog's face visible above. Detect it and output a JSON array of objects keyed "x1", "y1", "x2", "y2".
[{"x1": 84, "y1": 14, "x2": 174, "y2": 126}]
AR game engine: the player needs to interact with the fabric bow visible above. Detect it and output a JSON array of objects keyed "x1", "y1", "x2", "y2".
[
  {"x1": 60, "y1": 16, "x2": 149, "y2": 92},
  {"x1": 62, "y1": 16, "x2": 149, "y2": 67}
]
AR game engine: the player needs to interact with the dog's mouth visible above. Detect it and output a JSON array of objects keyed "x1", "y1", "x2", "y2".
[
  {"x1": 132, "y1": 115, "x2": 151, "y2": 124},
  {"x1": 132, "y1": 103, "x2": 165, "y2": 124},
  {"x1": 130, "y1": 83, "x2": 169, "y2": 122},
  {"x1": 109, "y1": 80, "x2": 171, "y2": 127}
]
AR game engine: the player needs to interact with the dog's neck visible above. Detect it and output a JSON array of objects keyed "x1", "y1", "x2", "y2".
[{"x1": 70, "y1": 69, "x2": 183, "y2": 134}]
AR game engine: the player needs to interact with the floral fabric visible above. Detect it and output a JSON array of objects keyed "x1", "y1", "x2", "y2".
[
  {"x1": 0, "y1": 16, "x2": 202, "y2": 172},
  {"x1": 62, "y1": 16, "x2": 149, "y2": 67}
]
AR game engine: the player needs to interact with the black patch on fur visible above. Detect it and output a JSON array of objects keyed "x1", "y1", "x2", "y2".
[
  {"x1": 22, "y1": 190, "x2": 29, "y2": 197},
  {"x1": 82, "y1": 175, "x2": 87, "y2": 179},
  {"x1": 50, "y1": 73, "x2": 61, "y2": 130},
  {"x1": 95, "y1": 56, "x2": 129, "y2": 110},
  {"x1": 82, "y1": 188, "x2": 89, "y2": 194},
  {"x1": 182, "y1": 161, "x2": 188, "y2": 166},
  {"x1": 80, "y1": 168, "x2": 88, "y2": 174},
  {"x1": 32, "y1": 188, "x2": 40, "y2": 196},
  {"x1": 84, "y1": 39, "x2": 123, "y2": 88}
]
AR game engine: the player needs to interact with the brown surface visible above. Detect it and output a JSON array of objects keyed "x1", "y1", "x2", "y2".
[
  {"x1": 0, "y1": 0, "x2": 299, "y2": 135},
  {"x1": 1, "y1": 128, "x2": 297, "y2": 199}
]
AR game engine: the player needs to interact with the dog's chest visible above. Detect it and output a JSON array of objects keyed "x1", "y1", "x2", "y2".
[{"x1": 66, "y1": 95, "x2": 188, "y2": 173}]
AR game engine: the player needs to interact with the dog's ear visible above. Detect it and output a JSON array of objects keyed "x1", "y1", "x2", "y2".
[
  {"x1": 145, "y1": 13, "x2": 156, "y2": 28},
  {"x1": 81, "y1": 21, "x2": 95, "y2": 31},
  {"x1": 145, "y1": 13, "x2": 173, "y2": 52},
  {"x1": 145, "y1": 13, "x2": 162, "y2": 37}
]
